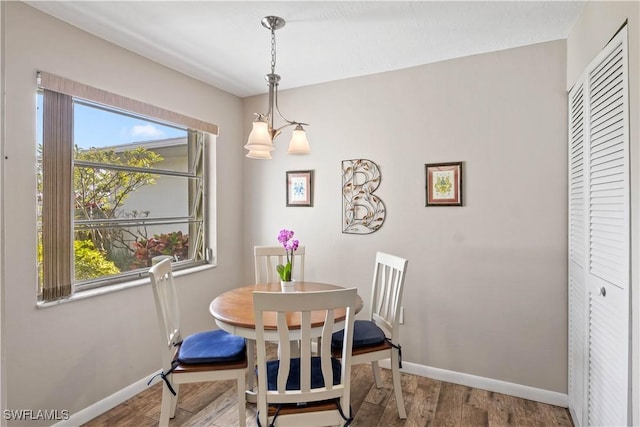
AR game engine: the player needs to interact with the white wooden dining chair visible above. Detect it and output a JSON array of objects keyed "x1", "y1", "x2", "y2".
[
  {"x1": 254, "y1": 288, "x2": 357, "y2": 427},
  {"x1": 148, "y1": 258, "x2": 247, "y2": 427},
  {"x1": 250, "y1": 246, "x2": 308, "y2": 392},
  {"x1": 332, "y1": 252, "x2": 409, "y2": 419},
  {"x1": 254, "y1": 245, "x2": 306, "y2": 284}
]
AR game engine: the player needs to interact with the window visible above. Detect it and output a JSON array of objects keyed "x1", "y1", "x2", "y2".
[{"x1": 36, "y1": 72, "x2": 216, "y2": 301}]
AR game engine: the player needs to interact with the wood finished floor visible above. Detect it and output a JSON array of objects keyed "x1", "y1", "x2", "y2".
[{"x1": 83, "y1": 362, "x2": 573, "y2": 427}]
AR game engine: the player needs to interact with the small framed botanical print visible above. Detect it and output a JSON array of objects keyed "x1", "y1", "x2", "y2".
[
  {"x1": 286, "y1": 170, "x2": 314, "y2": 207},
  {"x1": 425, "y1": 162, "x2": 463, "y2": 206}
]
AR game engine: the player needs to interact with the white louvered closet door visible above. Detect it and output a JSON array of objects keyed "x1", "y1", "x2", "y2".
[
  {"x1": 569, "y1": 27, "x2": 630, "y2": 426},
  {"x1": 568, "y1": 80, "x2": 586, "y2": 427},
  {"x1": 585, "y1": 26, "x2": 629, "y2": 427},
  {"x1": 568, "y1": 25, "x2": 629, "y2": 427}
]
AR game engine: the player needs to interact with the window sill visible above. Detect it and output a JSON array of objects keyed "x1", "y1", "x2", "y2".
[{"x1": 36, "y1": 263, "x2": 216, "y2": 309}]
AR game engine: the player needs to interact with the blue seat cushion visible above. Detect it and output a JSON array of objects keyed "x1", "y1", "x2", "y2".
[
  {"x1": 332, "y1": 320, "x2": 386, "y2": 350},
  {"x1": 265, "y1": 357, "x2": 341, "y2": 391},
  {"x1": 178, "y1": 329, "x2": 246, "y2": 364}
]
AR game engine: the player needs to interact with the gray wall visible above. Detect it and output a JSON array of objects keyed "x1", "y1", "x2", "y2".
[
  {"x1": 6, "y1": 0, "x2": 639, "y2": 423},
  {"x1": 2, "y1": 2, "x2": 245, "y2": 423},
  {"x1": 242, "y1": 40, "x2": 569, "y2": 393},
  {"x1": 566, "y1": 2, "x2": 640, "y2": 424}
]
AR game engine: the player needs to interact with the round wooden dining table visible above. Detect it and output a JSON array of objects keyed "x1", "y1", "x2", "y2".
[{"x1": 209, "y1": 281, "x2": 363, "y2": 340}]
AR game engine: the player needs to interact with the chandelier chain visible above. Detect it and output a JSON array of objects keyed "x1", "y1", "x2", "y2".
[{"x1": 270, "y1": 29, "x2": 277, "y2": 75}]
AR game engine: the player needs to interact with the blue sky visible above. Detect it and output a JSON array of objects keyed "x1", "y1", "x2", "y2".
[{"x1": 37, "y1": 94, "x2": 185, "y2": 148}]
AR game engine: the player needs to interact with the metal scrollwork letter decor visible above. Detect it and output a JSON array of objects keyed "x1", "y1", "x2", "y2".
[{"x1": 342, "y1": 159, "x2": 386, "y2": 234}]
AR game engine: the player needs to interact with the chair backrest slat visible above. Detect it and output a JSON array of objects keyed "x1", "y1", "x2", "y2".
[{"x1": 276, "y1": 312, "x2": 291, "y2": 392}]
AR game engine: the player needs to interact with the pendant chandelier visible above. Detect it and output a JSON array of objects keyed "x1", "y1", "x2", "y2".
[{"x1": 244, "y1": 16, "x2": 311, "y2": 160}]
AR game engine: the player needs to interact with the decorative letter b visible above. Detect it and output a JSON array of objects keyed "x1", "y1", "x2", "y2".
[{"x1": 342, "y1": 159, "x2": 386, "y2": 234}]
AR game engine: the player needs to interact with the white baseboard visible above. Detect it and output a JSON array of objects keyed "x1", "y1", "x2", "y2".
[
  {"x1": 52, "y1": 372, "x2": 157, "y2": 427},
  {"x1": 57, "y1": 361, "x2": 568, "y2": 425},
  {"x1": 377, "y1": 359, "x2": 568, "y2": 408}
]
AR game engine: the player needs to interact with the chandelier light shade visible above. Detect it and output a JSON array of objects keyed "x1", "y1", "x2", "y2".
[
  {"x1": 245, "y1": 119, "x2": 274, "y2": 152},
  {"x1": 245, "y1": 16, "x2": 311, "y2": 159},
  {"x1": 246, "y1": 149, "x2": 273, "y2": 160},
  {"x1": 287, "y1": 124, "x2": 311, "y2": 154}
]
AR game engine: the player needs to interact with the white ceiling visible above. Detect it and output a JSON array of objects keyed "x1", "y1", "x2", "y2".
[{"x1": 25, "y1": 1, "x2": 586, "y2": 98}]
